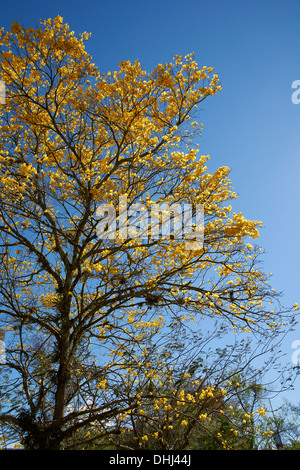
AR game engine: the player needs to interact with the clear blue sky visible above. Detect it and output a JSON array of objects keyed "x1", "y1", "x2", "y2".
[{"x1": 1, "y1": 0, "x2": 300, "y2": 409}]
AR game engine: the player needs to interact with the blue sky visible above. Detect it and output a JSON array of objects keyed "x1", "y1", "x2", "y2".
[{"x1": 1, "y1": 0, "x2": 300, "y2": 410}]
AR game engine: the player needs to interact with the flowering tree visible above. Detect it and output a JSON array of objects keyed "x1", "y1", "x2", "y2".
[{"x1": 0, "y1": 17, "x2": 297, "y2": 450}]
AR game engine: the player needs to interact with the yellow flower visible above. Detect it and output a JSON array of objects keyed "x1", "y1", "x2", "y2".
[
  {"x1": 181, "y1": 420, "x2": 188, "y2": 426},
  {"x1": 141, "y1": 435, "x2": 148, "y2": 441},
  {"x1": 96, "y1": 379, "x2": 107, "y2": 390},
  {"x1": 10, "y1": 22, "x2": 22, "y2": 34},
  {"x1": 186, "y1": 393, "x2": 194, "y2": 401}
]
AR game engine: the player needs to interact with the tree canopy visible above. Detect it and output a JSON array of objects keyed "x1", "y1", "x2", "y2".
[{"x1": 0, "y1": 17, "x2": 298, "y2": 450}]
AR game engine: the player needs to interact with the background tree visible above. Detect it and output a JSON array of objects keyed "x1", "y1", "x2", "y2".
[
  {"x1": 259, "y1": 399, "x2": 300, "y2": 450},
  {"x1": 0, "y1": 17, "x2": 298, "y2": 449},
  {"x1": 99, "y1": 329, "x2": 293, "y2": 451}
]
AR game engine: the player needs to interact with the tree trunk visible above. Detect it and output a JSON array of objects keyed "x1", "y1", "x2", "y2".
[{"x1": 52, "y1": 309, "x2": 71, "y2": 446}]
